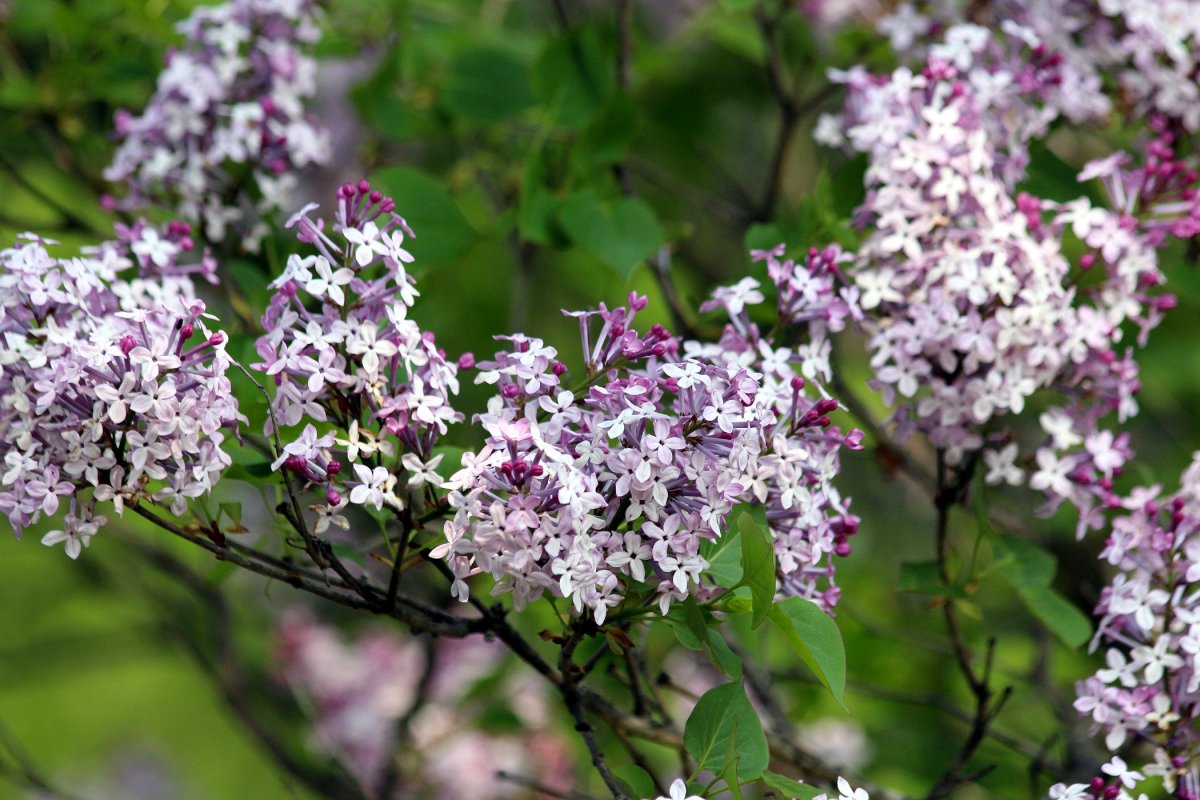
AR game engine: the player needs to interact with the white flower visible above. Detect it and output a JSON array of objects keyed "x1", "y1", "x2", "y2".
[
  {"x1": 650, "y1": 779, "x2": 702, "y2": 800},
  {"x1": 348, "y1": 464, "x2": 401, "y2": 511}
]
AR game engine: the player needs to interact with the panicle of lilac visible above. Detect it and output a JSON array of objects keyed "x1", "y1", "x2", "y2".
[
  {"x1": 435, "y1": 251, "x2": 862, "y2": 623},
  {"x1": 104, "y1": 0, "x2": 330, "y2": 250},
  {"x1": 876, "y1": 1, "x2": 1200, "y2": 133},
  {"x1": 274, "y1": 610, "x2": 575, "y2": 799},
  {"x1": 820, "y1": 25, "x2": 1182, "y2": 487},
  {"x1": 253, "y1": 182, "x2": 462, "y2": 526},
  {"x1": 0, "y1": 228, "x2": 242, "y2": 553},
  {"x1": 1067, "y1": 455, "x2": 1200, "y2": 797}
]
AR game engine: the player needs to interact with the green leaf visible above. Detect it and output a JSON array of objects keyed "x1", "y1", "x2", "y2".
[
  {"x1": 518, "y1": 148, "x2": 567, "y2": 246},
  {"x1": 761, "y1": 771, "x2": 822, "y2": 800},
  {"x1": 702, "y1": 525, "x2": 743, "y2": 589},
  {"x1": 369, "y1": 166, "x2": 476, "y2": 267},
  {"x1": 217, "y1": 502, "x2": 243, "y2": 525},
  {"x1": 442, "y1": 46, "x2": 535, "y2": 125},
  {"x1": 738, "y1": 511, "x2": 776, "y2": 629},
  {"x1": 1015, "y1": 585, "x2": 1092, "y2": 648},
  {"x1": 767, "y1": 596, "x2": 847, "y2": 707},
  {"x1": 612, "y1": 765, "x2": 655, "y2": 799},
  {"x1": 557, "y1": 190, "x2": 664, "y2": 280},
  {"x1": 533, "y1": 29, "x2": 614, "y2": 129},
  {"x1": 571, "y1": 94, "x2": 638, "y2": 173},
  {"x1": 721, "y1": 715, "x2": 745, "y2": 800},
  {"x1": 684, "y1": 682, "x2": 768, "y2": 780},
  {"x1": 992, "y1": 534, "x2": 1091, "y2": 648},
  {"x1": 898, "y1": 560, "x2": 967, "y2": 599}
]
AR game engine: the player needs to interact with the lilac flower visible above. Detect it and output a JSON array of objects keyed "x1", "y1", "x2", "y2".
[
  {"x1": 254, "y1": 182, "x2": 464, "y2": 531},
  {"x1": 104, "y1": 0, "x2": 329, "y2": 250},
  {"x1": 436, "y1": 250, "x2": 862, "y2": 622},
  {"x1": 1070, "y1": 454, "x2": 1200, "y2": 796},
  {"x1": 0, "y1": 227, "x2": 241, "y2": 549}
]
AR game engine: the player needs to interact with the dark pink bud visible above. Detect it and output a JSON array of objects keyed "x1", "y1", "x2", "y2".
[
  {"x1": 502, "y1": 383, "x2": 521, "y2": 399},
  {"x1": 1079, "y1": 253, "x2": 1096, "y2": 270},
  {"x1": 457, "y1": 352, "x2": 475, "y2": 370},
  {"x1": 357, "y1": 179, "x2": 371, "y2": 194},
  {"x1": 369, "y1": 190, "x2": 382, "y2": 203},
  {"x1": 208, "y1": 332, "x2": 225, "y2": 346},
  {"x1": 284, "y1": 455, "x2": 307, "y2": 472},
  {"x1": 119, "y1": 335, "x2": 138, "y2": 355},
  {"x1": 326, "y1": 460, "x2": 342, "y2": 476},
  {"x1": 790, "y1": 376, "x2": 806, "y2": 392},
  {"x1": 180, "y1": 323, "x2": 194, "y2": 340},
  {"x1": 834, "y1": 541, "x2": 852, "y2": 557},
  {"x1": 552, "y1": 361, "x2": 567, "y2": 376},
  {"x1": 326, "y1": 490, "x2": 342, "y2": 505}
]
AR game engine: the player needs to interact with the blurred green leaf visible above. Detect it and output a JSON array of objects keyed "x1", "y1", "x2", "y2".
[
  {"x1": 702, "y1": 523, "x2": 743, "y2": 588},
  {"x1": 571, "y1": 94, "x2": 638, "y2": 173},
  {"x1": 557, "y1": 190, "x2": 664, "y2": 280},
  {"x1": 993, "y1": 534, "x2": 1091, "y2": 648},
  {"x1": 898, "y1": 560, "x2": 968, "y2": 599},
  {"x1": 443, "y1": 46, "x2": 535, "y2": 125},
  {"x1": 767, "y1": 596, "x2": 847, "y2": 707},
  {"x1": 533, "y1": 29, "x2": 614, "y2": 129}
]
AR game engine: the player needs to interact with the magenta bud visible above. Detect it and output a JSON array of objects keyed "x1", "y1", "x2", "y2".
[
  {"x1": 179, "y1": 237, "x2": 194, "y2": 251},
  {"x1": 551, "y1": 361, "x2": 567, "y2": 376},
  {"x1": 119, "y1": 335, "x2": 138, "y2": 355},
  {"x1": 208, "y1": 332, "x2": 225, "y2": 346},
  {"x1": 530, "y1": 464, "x2": 544, "y2": 477},
  {"x1": 369, "y1": 190, "x2": 382, "y2": 203},
  {"x1": 180, "y1": 323, "x2": 194, "y2": 340},
  {"x1": 326, "y1": 460, "x2": 342, "y2": 476},
  {"x1": 790, "y1": 376, "x2": 806, "y2": 392},
  {"x1": 357, "y1": 179, "x2": 371, "y2": 194},
  {"x1": 100, "y1": 194, "x2": 117, "y2": 211},
  {"x1": 501, "y1": 383, "x2": 521, "y2": 399},
  {"x1": 284, "y1": 455, "x2": 307, "y2": 472},
  {"x1": 326, "y1": 490, "x2": 342, "y2": 505},
  {"x1": 834, "y1": 541, "x2": 852, "y2": 557},
  {"x1": 457, "y1": 352, "x2": 475, "y2": 369},
  {"x1": 1079, "y1": 253, "x2": 1096, "y2": 270}
]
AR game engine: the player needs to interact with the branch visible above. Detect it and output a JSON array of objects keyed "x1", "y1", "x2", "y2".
[
  {"x1": 131, "y1": 503, "x2": 483, "y2": 639},
  {"x1": 923, "y1": 451, "x2": 1009, "y2": 800},
  {"x1": 559, "y1": 626, "x2": 631, "y2": 800}
]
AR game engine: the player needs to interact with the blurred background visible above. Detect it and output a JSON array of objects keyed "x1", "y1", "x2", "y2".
[{"x1": 3, "y1": 1, "x2": 1200, "y2": 798}]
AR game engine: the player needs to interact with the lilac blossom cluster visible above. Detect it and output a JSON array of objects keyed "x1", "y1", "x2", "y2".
[
  {"x1": 275, "y1": 610, "x2": 574, "y2": 799},
  {"x1": 435, "y1": 243, "x2": 863, "y2": 622},
  {"x1": 0, "y1": 224, "x2": 240, "y2": 557},
  {"x1": 104, "y1": 0, "x2": 330, "y2": 250},
  {"x1": 1050, "y1": 455, "x2": 1200, "y2": 800},
  {"x1": 874, "y1": 2, "x2": 1200, "y2": 131},
  {"x1": 819, "y1": 26, "x2": 1186, "y2": 483},
  {"x1": 253, "y1": 181, "x2": 463, "y2": 532}
]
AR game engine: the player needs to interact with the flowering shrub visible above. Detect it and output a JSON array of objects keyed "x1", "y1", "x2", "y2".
[{"x1": 7, "y1": 1, "x2": 1200, "y2": 799}]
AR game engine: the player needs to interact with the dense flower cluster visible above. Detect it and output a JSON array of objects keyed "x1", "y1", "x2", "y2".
[
  {"x1": 253, "y1": 181, "x2": 463, "y2": 530},
  {"x1": 819, "y1": 25, "x2": 1186, "y2": 490},
  {"x1": 874, "y1": 1, "x2": 1200, "y2": 131},
  {"x1": 275, "y1": 611, "x2": 574, "y2": 799},
  {"x1": 1055, "y1": 456, "x2": 1200, "y2": 799},
  {"x1": 105, "y1": 0, "x2": 329, "y2": 249},
  {"x1": 0, "y1": 225, "x2": 240, "y2": 557},
  {"x1": 436, "y1": 243, "x2": 863, "y2": 621}
]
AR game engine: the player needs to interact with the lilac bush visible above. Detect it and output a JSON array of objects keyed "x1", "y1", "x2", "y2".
[{"x1": 10, "y1": 1, "x2": 1200, "y2": 799}]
